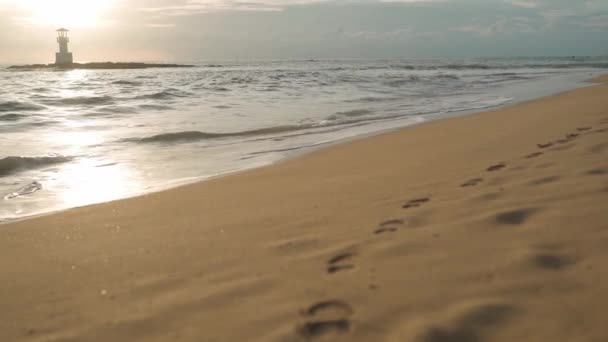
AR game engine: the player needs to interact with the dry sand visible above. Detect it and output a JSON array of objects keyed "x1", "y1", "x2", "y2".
[{"x1": 1, "y1": 79, "x2": 608, "y2": 342}]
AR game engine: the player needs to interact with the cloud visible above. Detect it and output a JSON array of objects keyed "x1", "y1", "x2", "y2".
[
  {"x1": 145, "y1": 23, "x2": 177, "y2": 28},
  {"x1": 507, "y1": 0, "x2": 538, "y2": 9},
  {"x1": 451, "y1": 16, "x2": 538, "y2": 36},
  {"x1": 0, "y1": 0, "x2": 607, "y2": 62},
  {"x1": 579, "y1": 15, "x2": 608, "y2": 28},
  {"x1": 138, "y1": 0, "x2": 435, "y2": 16},
  {"x1": 140, "y1": 0, "x2": 329, "y2": 15},
  {"x1": 342, "y1": 27, "x2": 438, "y2": 41}
]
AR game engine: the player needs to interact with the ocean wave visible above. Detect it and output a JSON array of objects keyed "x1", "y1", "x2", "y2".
[
  {"x1": 538, "y1": 62, "x2": 608, "y2": 69},
  {"x1": 55, "y1": 96, "x2": 115, "y2": 106},
  {"x1": 347, "y1": 96, "x2": 399, "y2": 103},
  {"x1": 211, "y1": 87, "x2": 231, "y2": 92},
  {"x1": 135, "y1": 89, "x2": 193, "y2": 100},
  {"x1": 97, "y1": 105, "x2": 138, "y2": 114},
  {"x1": 111, "y1": 80, "x2": 142, "y2": 86},
  {"x1": 436, "y1": 74, "x2": 460, "y2": 80},
  {"x1": 327, "y1": 109, "x2": 372, "y2": 121},
  {"x1": 350, "y1": 62, "x2": 608, "y2": 72},
  {"x1": 0, "y1": 113, "x2": 26, "y2": 121},
  {"x1": 384, "y1": 74, "x2": 438, "y2": 87},
  {"x1": 389, "y1": 65, "x2": 416, "y2": 70},
  {"x1": 138, "y1": 104, "x2": 175, "y2": 111},
  {"x1": 229, "y1": 76, "x2": 254, "y2": 84},
  {"x1": 439, "y1": 62, "x2": 608, "y2": 70},
  {"x1": 125, "y1": 125, "x2": 321, "y2": 144},
  {"x1": 0, "y1": 101, "x2": 44, "y2": 113},
  {"x1": 125, "y1": 112, "x2": 392, "y2": 144},
  {"x1": 440, "y1": 63, "x2": 491, "y2": 70},
  {"x1": 491, "y1": 72, "x2": 518, "y2": 76},
  {"x1": 0, "y1": 155, "x2": 73, "y2": 177}
]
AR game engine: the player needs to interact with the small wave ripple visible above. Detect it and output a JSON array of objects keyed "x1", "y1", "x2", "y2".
[
  {"x1": 0, "y1": 101, "x2": 44, "y2": 113},
  {"x1": 56, "y1": 96, "x2": 115, "y2": 106},
  {"x1": 0, "y1": 113, "x2": 26, "y2": 121},
  {"x1": 111, "y1": 80, "x2": 142, "y2": 86},
  {"x1": 135, "y1": 89, "x2": 193, "y2": 100}
]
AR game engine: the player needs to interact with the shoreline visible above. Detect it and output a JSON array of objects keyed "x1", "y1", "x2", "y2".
[
  {"x1": 1, "y1": 73, "x2": 607, "y2": 341},
  {"x1": 1, "y1": 71, "x2": 603, "y2": 224}
]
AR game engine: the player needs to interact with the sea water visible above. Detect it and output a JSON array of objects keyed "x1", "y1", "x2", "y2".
[{"x1": 1, "y1": 57, "x2": 607, "y2": 221}]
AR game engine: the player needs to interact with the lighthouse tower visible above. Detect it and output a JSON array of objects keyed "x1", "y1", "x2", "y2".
[{"x1": 55, "y1": 28, "x2": 73, "y2": 66}]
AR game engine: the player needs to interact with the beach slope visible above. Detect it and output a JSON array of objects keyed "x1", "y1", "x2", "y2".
[{"x1": 1, "y1": 81, "x2": 608, "y2": 341}]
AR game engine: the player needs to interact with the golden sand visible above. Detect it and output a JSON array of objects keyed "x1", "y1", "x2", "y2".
[
  {"x1": 590, "y1": 74, "x2": 608, "y2": 83},
  {"x1": 1, "y1": 80, "x2": 608, "y2": 341}
]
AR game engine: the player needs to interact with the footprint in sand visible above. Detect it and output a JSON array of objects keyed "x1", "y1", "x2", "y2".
[
  {"x1": 298, "y1": 300, "x2": 353, "y2": 340},
  {"x1": 525, "y1": 152, "x2": 543, "y2": 159},
  {"x1": 566, "y1": 133, "x2": 579, "y2": 139},
  {"x1": 535, "y1": 162, "x2": 554, "y2": 169},
  {"x1": 589, "y1": 143, "x2": 608, "y2": 154},
  {"x1": 374, "y1": 219, "x2": 404, "y2": 234},
  {"x1": 586, "y1": 168, "x2": 607, "y2": 176},
  {"x1": 486, "y1": 163, "x2": 506, "y2": 172},
  {"x1": 532, "y1": 253, "x2": 576, "y2": 271},
  {"x1": 495, "y1": 208, "x2": 536, "y2": 225},
  {"x1": 405, "y1": 302, "x2": 515, "y2": 342},
  {"x1": 327, "y1": 252, "x2": 357, "y2": 274},
  {"x1": 461, "y1": 178, "x2": 483, "y2": 187},
  {"x1": 537, "y1": 143, "x2": 553, "y2": 149},
  {"x1": 402, "y1": 198, "x2": 430, "y2": 209}
]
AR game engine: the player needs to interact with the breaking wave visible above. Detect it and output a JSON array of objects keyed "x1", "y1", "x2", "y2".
[
  {"x1": 126, "y1": 109, "x2": 385, "y2": 144},
  {"x1": 0, "y1": 155, "x2": 73, "y2": 177}
]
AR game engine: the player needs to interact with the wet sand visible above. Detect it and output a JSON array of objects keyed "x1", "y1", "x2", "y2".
[{"x1": 1, "y1": 79, "x2": 608, "y2": 341}]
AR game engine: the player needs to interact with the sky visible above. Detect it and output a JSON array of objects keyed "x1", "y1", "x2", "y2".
[{"x1": 0, "y1": 0, "x2": 607, "y2": 63}]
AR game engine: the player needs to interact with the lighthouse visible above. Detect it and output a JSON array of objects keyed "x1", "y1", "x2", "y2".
[{"x1": 55, "y1": 28, "x2": 74, "y2": 66}]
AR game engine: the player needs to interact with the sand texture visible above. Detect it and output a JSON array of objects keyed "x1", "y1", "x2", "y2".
[{"x1": 1, "y1": 81, "x2": 608, "y2": 342}]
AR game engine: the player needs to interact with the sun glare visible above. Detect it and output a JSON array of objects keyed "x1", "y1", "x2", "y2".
[{"x1": 19, "y1": 0, "x2": 113, "y2": 28}]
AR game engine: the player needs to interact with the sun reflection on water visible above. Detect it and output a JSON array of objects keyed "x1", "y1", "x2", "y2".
[
  {"x1": 44, "y1": 69, "x2": 141, "y2": 209},
  {"x1": 55, "y1": 158, "x2": 140, "y2": 209}
]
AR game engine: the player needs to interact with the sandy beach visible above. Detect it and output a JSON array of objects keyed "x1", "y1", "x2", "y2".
[{"x1": 1, "y1": 78, "x2": 608, "y2": 342}]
